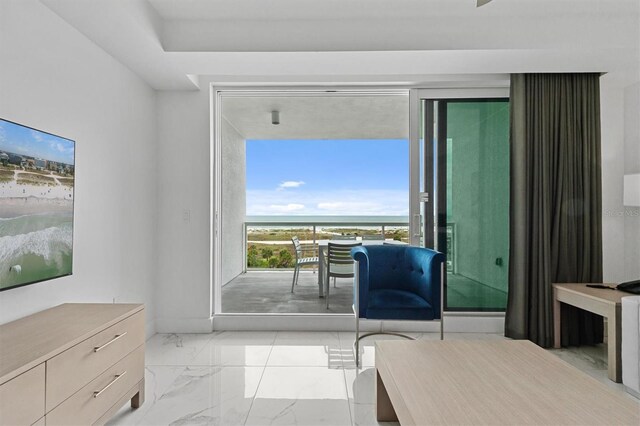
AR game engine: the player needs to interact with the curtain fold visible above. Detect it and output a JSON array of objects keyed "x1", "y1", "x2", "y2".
[{"x1": 505, "y1": 73, "x2": 603, "y2": 348}]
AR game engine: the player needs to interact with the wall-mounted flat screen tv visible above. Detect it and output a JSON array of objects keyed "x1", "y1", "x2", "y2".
[{"x1": 0, "y1": 118, "x2": 75, "y2": 291}]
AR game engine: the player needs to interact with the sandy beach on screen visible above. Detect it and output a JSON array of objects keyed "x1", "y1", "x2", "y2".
[{"x1": 0, "y1": 171, "x2": 74, "y2": 218}]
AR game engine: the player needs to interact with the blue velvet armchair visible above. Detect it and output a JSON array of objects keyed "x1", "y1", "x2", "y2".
[{"x1": 350, "y1": 245, "x2": 445, "y2": 366}]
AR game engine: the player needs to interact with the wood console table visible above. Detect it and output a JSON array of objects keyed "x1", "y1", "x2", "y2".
[
  {"x1": 0, "y1": 304, "x2": 145, "y2": 425},
  {"x1": 553, "y1": 283, "x2": 626, "y2": 382}
]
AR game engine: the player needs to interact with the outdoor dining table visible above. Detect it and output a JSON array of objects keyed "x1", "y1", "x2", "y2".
[{"x1": 315, "y1": 239, "x2": 407, "y2": 297}]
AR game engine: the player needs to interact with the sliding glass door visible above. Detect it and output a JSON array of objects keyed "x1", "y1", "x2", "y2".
[{"x1": 418, "y1": 94, "x2": 510, "y2": 311}]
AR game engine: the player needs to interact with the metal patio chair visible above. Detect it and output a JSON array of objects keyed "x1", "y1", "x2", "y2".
[{"x1": 290, "y1": 236, "x2": 319, "y2": 292}]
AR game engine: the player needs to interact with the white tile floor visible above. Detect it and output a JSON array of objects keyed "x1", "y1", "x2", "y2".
[{"x1": 107, "y1": 331, "x2": 633, "y2": 426}]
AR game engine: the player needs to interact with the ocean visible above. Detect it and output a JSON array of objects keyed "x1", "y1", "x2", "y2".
[{"x1": 0, "y1": 212, "x2": 73, "y2": 289}]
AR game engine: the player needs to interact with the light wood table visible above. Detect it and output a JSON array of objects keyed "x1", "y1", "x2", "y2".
[
  {"x1": 553, "y1": 283, "x2": 626, "y2": 382},
  {"x1": 375, "y1": 340, "x2": 640, "y2": 425}
]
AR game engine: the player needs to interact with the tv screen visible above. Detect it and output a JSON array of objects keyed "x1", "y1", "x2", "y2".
[{"x1": 0, "y1": 118, "x2": 75, "y2": 291}]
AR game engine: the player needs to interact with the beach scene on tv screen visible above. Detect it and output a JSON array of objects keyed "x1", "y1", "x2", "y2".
[{"x1": 0, "y1": 119, "x2": 74, "y2": 290}]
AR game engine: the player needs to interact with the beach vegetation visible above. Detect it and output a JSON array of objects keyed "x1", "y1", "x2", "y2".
[
  {"x1": 16, "y1": 173, "x2": 56, "y2": 186},
  {"x1": 247, "y1": 245, "x2": 260, "y2": 267},
  {"x1": 277, "y1": 249, "x2": 294, "y2": 268},
  {"x1": 260, "y1": 247, "x2": 273, "y2": 259},
  {"x1": 57, "y1": 177, "x2": 74, "y2": 187},
  {"x1": 23, "y1": 169, "x2": 53, "y2": 176},
  {"x1": 0, "y1": 169, "x2": 14, "y2": 182},
  {"x1": 245, "y1": 227, "x2": 408, "y2": 270}
]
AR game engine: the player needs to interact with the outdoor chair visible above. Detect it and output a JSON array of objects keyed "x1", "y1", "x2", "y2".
[
  {"x1": 327, "y1": 236, "x2": 358, "y2": 287},
  {"x1": 350, "y1": 245, "x2": 445, "y2": 366},
  {"x1": 290, "y1": 236, "x2": 319, "y2": 292},
  {"x1": 325, "y1": 242, "x2": 361, "y2": 309}
]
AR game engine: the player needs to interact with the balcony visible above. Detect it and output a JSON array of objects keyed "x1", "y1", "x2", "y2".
[
  {"x1": 221, "y1": 216, "x2": 409, "y2": 314},
  {"x1": 220, "y1": 216, "x2": 507, "y2": 314}
]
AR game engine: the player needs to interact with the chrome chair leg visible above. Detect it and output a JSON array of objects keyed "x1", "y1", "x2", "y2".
[
  {"x1": 325, "y1": 271, "x2": 330, "y2": 309},
  {"x1": 354, "y1": 308, "x2": 360, "y2": 367},
  {"x1": 354, "y1": 329, "x2": 415, "y2": 369},
  {"x1": 291, "y1": 265, "x2": 298, "y2": 293}
]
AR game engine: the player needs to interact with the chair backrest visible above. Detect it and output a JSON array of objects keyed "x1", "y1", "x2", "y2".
[
  {"x1": 351, "y1": 245, "x2": 445, "y2": 319},
  {"x1": 362, "y1": 235, "x2": 384, "y2": 240},
  {"x1": 328, "y1": 242, "x2": 361, "y2": 277},
  {"x1": 291, "y1": 236, "x2": 302, "y2": 260},
  {"x1": 331, "y1": 235, "x2": 356, "y2": 240}
]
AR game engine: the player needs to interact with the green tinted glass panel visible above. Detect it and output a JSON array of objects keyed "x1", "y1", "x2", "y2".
[{"x1": 444, "y1": 100, "x2": 509, "y2": 311}]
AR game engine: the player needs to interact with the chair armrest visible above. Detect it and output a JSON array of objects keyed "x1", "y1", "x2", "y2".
[
  {"x1": 411, "y1": 249, "x2": 445, "y2": 318},
  {"x1": 351, "y1": 246, "x2": 370, "y2": 318}
]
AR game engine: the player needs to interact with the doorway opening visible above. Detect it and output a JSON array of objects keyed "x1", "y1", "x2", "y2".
[{"x1": 215, "y1": 90, "x2": 410, "y2": 315}]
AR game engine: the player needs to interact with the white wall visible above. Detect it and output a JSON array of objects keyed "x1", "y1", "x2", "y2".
[
  {"x1": 221, "y1": 118, "x2": 246, "y2": 286},
  {"x1": 601, "y1": 77, "x2": 627, "y2": 284},
  {"x1": 155, "y1": 89, "x2": 212, "y2": 332},
  {"x1": 624, "y1": 82, "x2": 640, "y2": 280},
  {"x1": 0, "y1": 0, "x2": 157, "y2": 337},
  {"x1": 149, "y1": 79, "x2": 634, "y2": 333}
]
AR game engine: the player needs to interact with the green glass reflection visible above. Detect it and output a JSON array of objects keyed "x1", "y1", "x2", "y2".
[{"x1": 445, "y1": 100, "x2": 509, "y2": 311}]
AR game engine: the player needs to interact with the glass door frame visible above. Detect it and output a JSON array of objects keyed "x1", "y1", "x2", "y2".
[
  {"x1": 211, "y1": 85, "x2": 510, "y2": 320},
  {"x1": 408, "y1": 88, "x2": 510, "y2": 311}
]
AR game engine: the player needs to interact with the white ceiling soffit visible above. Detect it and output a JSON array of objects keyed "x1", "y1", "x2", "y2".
[
  {"x1": 41, "y1": 0, "x2": 640, "y2": 91},
  {"x1": 221, "y1": 95, "x2": 409, "y2": 140},
  {"x1": 154, "y1": 0, "x2": 637, "y2": 53}
]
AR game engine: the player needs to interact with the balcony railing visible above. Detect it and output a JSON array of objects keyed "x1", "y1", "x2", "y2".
[{"x1": 244, "y1": 215, "x2": 409, "y2": 270}]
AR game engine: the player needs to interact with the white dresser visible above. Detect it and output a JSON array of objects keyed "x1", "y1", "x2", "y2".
[{"x1": 0, "y1": 304, "x2": 145, "y2": 425}]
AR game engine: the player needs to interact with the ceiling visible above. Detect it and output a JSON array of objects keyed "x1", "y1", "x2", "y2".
[
  {"x1": 221, "y1": 94, "x2": 409, "y2": 139},
  {"x1": 41, "y1": 0, "x2": 640, "y2": 90}
]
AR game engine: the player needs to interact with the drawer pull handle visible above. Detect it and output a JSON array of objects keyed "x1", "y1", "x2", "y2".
[
  {"x1": 93, "y1": 371, "x2": 127, "y2": 398},
  {"x1": 94, "y1": 332, "x2": 127, "y2": 352}
]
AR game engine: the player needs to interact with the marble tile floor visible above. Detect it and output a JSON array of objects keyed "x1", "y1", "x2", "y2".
[{"x1": 107, "y1": 331, "x2": 635, "y2": 426}]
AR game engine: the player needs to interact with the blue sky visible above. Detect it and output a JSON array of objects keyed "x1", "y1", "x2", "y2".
[
  {"x1": 0, "y1": 119, "x2": 75, "y2": 165},
  {"x1": 246, "y1": 139, "x2": 409, "y2": 216}
]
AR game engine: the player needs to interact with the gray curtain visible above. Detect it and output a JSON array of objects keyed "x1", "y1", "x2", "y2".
[{"x1": 505, "y1": 73, "x2": 603, "y2": 348}]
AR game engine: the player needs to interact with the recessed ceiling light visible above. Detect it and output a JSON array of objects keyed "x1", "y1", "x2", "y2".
[{"x1": 271, "y1": 111, "x2": 280, "y2": 125}]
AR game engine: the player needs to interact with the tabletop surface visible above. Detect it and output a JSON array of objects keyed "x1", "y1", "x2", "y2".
[
  {"x1": 316, "y1": 239, "x2": 406, "y2": 247},
  {"x1": 553, "y1": 283, "x2": 630, "y2": 305},
  {"x1": 375, "y1": 339, "x2": 640, "y2": 425}
]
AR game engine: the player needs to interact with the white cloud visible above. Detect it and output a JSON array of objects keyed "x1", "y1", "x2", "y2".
[
  {"x1": 52, "y1": 141, "x2": 73, "y2": 154},
  {"x1": 278, "y1": 180, "x2": 305, "y2": 190},
  {"x1": 247, "y1": 189, "x2": 409, "y2": 216},
  {"x1": 317, "y1": 200, "x2": 395, "y2": 215},
  {"x1": 317, "y1": 202, "x2": 342, "y2": 210},
  {"x1": 267, "y1": 203, "x2": 305, "y2": 213},
  {"x1": 30, "y1": 130, "x2": 44, "y2": 142}
]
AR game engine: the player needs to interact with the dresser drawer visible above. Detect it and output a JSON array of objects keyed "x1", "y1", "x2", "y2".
[
  {"x1": 0, "y1": 363, "x2": 45, "y2": 426},
  {"x1": 46, "y1": 310, "x2": 144, "y2": 411},
  {"x1": 47, "y1": 345, "x2": 144, "y2": 426}
]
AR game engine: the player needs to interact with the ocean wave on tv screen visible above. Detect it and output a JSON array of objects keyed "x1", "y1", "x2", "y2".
[
  {"x1": 0, "y1": 223, "x2": 72, "y2": 262},
  {"x1": 0, "y1": 222, "x2": 73, "y2": 288}
]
